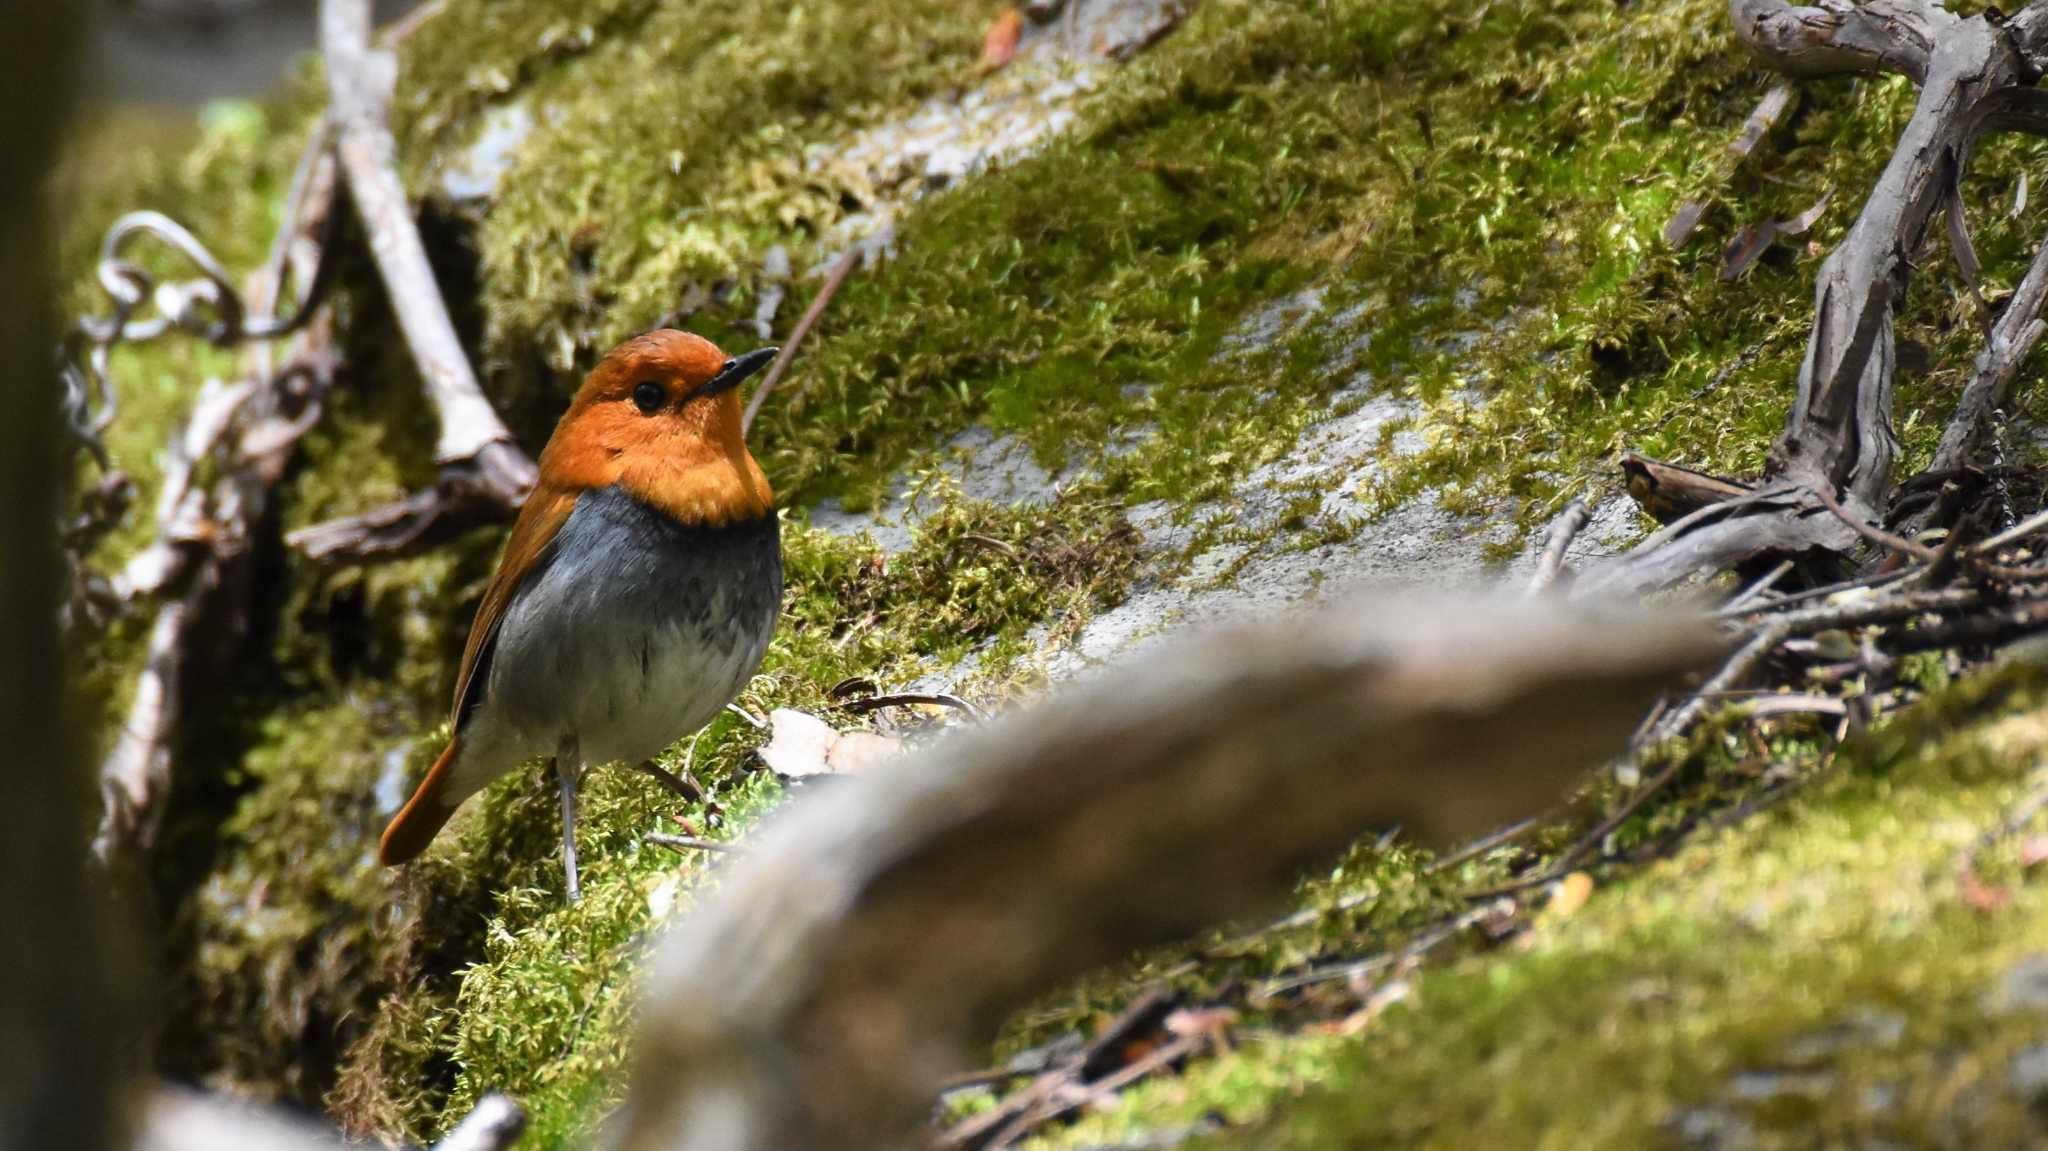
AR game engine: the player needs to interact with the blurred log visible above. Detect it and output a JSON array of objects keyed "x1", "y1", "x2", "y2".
[
  {"x1": 617, "y1": 593, "x2": 1725, "y2": 1151},
  {"x1": 0, "y1": 8, "x2": 127, "y2": 1151}
]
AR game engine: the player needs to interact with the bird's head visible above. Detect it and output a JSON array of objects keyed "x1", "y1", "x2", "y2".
[{"x1": 540, "y1": 329, "x2": 779, "y2": 526}]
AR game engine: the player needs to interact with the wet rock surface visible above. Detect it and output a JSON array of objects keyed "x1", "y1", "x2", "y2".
[{"x1": 808, "y1": 281, "x2": 1620, "y2": 692}]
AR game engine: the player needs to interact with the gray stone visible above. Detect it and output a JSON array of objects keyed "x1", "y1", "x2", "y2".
[
  {"x1": 1727, "y1": 1069, "x2": 1837, "y2": 1102},
  {"x1": 1996, "y1": 954, "x2": 2048, "y2": 1012},
  {"x1": 2011, "y1": 1043, "x2": 2048, "y2": 1106},
  {"x1": 439, "y1": 102, "x2": 534, "y2": 203},
  {"x1": 1669, "y1": 1106, "x2": 1757, "y2": 1150},
  {"x1": 1782, "y1": 1008, "x2": 1907, "y2": 1064}
]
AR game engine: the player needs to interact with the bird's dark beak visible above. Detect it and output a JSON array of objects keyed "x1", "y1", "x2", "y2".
[{"x1": 701, "y1": 347, "x2": 780, "y2": 396}]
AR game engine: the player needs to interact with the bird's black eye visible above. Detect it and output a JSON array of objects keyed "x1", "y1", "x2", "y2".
[{"x1": 632, "y1": 382, "x2": 665, "y2": 414}]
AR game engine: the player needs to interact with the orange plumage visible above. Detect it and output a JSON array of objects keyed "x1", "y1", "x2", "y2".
[{"x1": 380, "y1": 331, "x2": 782, "y2": 893}]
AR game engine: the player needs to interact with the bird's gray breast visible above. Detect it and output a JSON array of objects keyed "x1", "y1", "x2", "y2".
[{"x1": 476, "y1": 485, "x2": 781, "y2": 767}]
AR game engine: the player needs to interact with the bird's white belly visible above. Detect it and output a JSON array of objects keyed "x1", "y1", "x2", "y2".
[{"x1": 566, "y1": 621, "x2": 756, "y2": 766}]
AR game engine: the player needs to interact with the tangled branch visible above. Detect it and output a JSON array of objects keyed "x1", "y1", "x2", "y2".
[{"x1": 1587, "y1": 0, "x2": 2048, "y2": 597}]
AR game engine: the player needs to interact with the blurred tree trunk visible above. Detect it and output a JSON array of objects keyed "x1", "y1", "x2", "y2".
[{"x1": 0, "y1": 8, "x2": 130, "y2": 1151}]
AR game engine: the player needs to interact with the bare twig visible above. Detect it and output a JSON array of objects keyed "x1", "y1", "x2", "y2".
[
  {"x1": 1254, "y1": 902, "x2": 1503, "y2": 998},
  {"x1": 1666, "y1": 82, "x2": 1798, "y2": 248},
  {"x1": 1527, "y1": 498, "x2": 1591, "y2": 595},
  {"x1": 977, "y1": 1036, "x2": 1204, "y2": 1150},
  {"x1": 1712, "y1": 564, "x2": 1914, "y2": 618},
  {"x1": 838, "y1": 691, "x2": 988, "y2": 721},
  {"x1": 646, "y1": 833, "x2": 744, "y2": 856},
  {"x1": 1978, "y1": 505, "x2": 2048, "y2": 557},
  {"x1": 94, "y1": 138, "x2": 341, "y2": 862},
  {"x1": 742, "y1": 245, "x2": 861, "y2": 434},
  {"x1": 1807, "y1": 483, "x2": 1939, "y2": 562},
  {"x1": 1931, "y1": 230, "x2": 2048, "y2": 477},
  {"x1": 1725, "y1": 559, "x2": 1796, "y2": 613},
  {"x1": 1423, "y1": 816, "x2": 1544, "y2": 875},
  {"x1": 1643, "y1": 620, "x2": 1794, "y2": 750},
  {"x1": 295, "y1": 0, "x2": 535, "y2": 565}
]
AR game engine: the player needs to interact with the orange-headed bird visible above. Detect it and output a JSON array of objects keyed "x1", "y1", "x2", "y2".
[{"x1": 379, "y1": 330, "x2": 781, "y2": 900}]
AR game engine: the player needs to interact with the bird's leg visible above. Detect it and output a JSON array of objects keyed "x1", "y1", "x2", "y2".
[{"x1": 555, "y1": 733, "x2": 583, "y2": 903}]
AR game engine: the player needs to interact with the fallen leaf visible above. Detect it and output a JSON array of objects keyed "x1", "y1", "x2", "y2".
[
  {"x1": 757, "y1": 708, "x2": 903, "y2": 778},
  {"x1": 1164, "y1": 1006, "x2": 1240, "y2": 1054},
  {"x1": 756, "y1": 708, "x2": 837, "y2": 777},
  {"x1": 1722, "y1": 190, "x2": 1831, "y2": 280},
  {"x1": 1961, "y1": 864, "x2": 2012, "y2": 913},
  {"x1": 1549, "y1": 871, "x2": 1595, "y2": 917},
  {"x1": 980, "y1": 8, "x2": 1025, "y2": 71},
  {"x1": 827, "y1": 731, "x2": 903, "y2": 775}
]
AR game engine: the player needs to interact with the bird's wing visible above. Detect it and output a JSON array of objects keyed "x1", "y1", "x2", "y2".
[{"x1": 449, "y1": 483, "x2": 579, "y2": 729}]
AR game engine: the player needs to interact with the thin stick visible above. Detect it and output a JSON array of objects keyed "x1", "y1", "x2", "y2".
[
  {"x1": 1978, "y1": 504, "x2": 2048, "y2": 556},
  {"x1": 838, "y1": 692, "x2": 987, "y2": 721},
  {"x1": 1423, "y1": 816, "x2": 1543, "y2": 875},
  {"x1": 1807, "y1": 484, "x2": 1939, "y2": 562},
  {"x1": 978, "y1": 1035, "x2": 1205, "y2": 1151},
  {"x1": 742, "y1": 246, "x2": 861, "y2": 434},
  {"x1": 1713, "y1": 565, "x2": 1912, "y2": 619},
  {"x1": 1724, "y1": 559, "x2": 1795, "y2": 613},
  {"x1": 647, "y1": 833, "x2": 745, "y2": 855},
  {"x1": 1527, "y1": 499, "x2": 1591, "y2": 595},
  {"x1": 1643, "y1": 621, "x2": 1793, "y2": 748}
]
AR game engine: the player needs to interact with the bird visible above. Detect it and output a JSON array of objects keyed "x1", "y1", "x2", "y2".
[{"x1": 378, "y1": 329, "x2": 783, "y2": 901}]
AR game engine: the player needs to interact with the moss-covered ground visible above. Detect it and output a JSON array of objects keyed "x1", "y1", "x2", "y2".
[{"x1": 52, "y1": 0, "x2": 2048, "y2": 1145}]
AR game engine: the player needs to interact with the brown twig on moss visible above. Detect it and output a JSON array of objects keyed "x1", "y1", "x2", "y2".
[
  {"x1": 838, "y1": 691, "x2": 988, "y2": 721},
  {"x1": 1527, "y1": 498, "x2": 1590, "y2": 595},
  {"x1": 741, "y1": 245, "x2": 862, "y2": 435}
]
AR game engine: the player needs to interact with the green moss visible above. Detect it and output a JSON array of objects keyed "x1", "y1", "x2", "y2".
[{"x1": 401, "y1": 0, "x2": 999, "y2": 403}]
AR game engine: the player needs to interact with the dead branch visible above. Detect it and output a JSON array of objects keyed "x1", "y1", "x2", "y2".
[
  {"x1": 1527, "y1": 498, "x2": 1591, "y2": 594},
  {"x1": 1728, "y1": 0, "x2": 1953, "y2": 83},
  {"x1": 93, "y1": 143, "x2": 341, "y2": 862},
  {"x1": 295, "y1": 0, "x2": 535, "y2": 565},
  {"x1": 1620, "y1": 453, "x2": 1752, "y2": 524},
  {"x1": 612, "y1": 594, "x2": 1723, "y2": 1151},
  {"x1": 1929, "y1": 224, "x2": 2048, "y2": 477},
  {"x1": 1667, "y1": 82, "x2": 1798, "y2": 249},
  {"x1": 1590, "y1": 0, "x2": 2048, "y2": 597}
]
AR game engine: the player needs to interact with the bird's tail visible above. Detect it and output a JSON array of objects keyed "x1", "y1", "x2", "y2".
[{"x1": 379, "y1": 737, "x2": 463, "y2": 866}]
